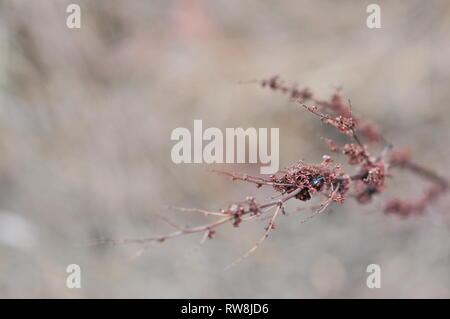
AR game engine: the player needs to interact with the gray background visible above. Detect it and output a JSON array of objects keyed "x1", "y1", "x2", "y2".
[{"x1": 0, "y1": 0, "x2": 449, "y2": 298}]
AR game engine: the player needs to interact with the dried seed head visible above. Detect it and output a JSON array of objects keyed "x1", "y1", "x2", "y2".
[
  {"x1": 269, "y1": 158, "x2": 349, "y2": 203},
  {"x1": 323, "y1": 138, "x2": 340, "y2": 153},
  {"x1": 343, "y1": 143, "x2": 369, "y2": 165},
  {"x1": 363, "y1": 162, "x2": 386, "y2": 186}
]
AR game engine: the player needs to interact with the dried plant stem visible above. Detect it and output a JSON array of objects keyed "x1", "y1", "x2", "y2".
[
  {"x1": 212, "y1": 170, "x2": 294, "y2": 188},
  {"x1": 93, "y1": 75, "x2": 450, "y2": 267},
  {"x1": 169, "y1": 206, "x2": 228, "y2": 217},
  {"x1": 90, "y1": 216, "x2": 233, "y2": 246},
  {"x1": 225, "y1": 204, "x2": 282, "y2": 270},
  {"x1": 401, "y1": 162, "x2": 448, "y2": 188},
  {"x1": 259, "y1": 188, "x2": 303, "y2": 210},
  {"x1": 301, "y1": 183, "x2": 340, "y2": 224}
]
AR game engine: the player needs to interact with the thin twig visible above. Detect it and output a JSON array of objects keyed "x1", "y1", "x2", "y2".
[
  {"x1": 402, "y1": 162, "x2": 448, "y2": 188},
  {"x1": 212, "y1": 170, "x2": 294, "y2": 187},
  {"x1": 89, "y1": 216, "x2": 233, "y2": 246},
  {"x1": 225, "y1": 204, "x2": 282, "y2": 270},
  {"x1": 169, "y1": 206, "x2": 228, "y2": 217},
  {"x1": 300, "y1": 184, "x2": 340, "y2": 224}
]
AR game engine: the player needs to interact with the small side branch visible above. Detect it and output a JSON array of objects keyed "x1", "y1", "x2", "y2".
[
  {"x1": 402, "y1": 162, "x2": 448, "y2": 189},
  {"x1": 89, "y1": 216, "x2": 233, "y2": 246},
  {"x1": 225, "y1": 204, "x2": 282, "y2": 270}
]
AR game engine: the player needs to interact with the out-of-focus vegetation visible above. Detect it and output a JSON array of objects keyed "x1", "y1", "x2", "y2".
[{"x1": 0, "y1": 0, "x2": 449, "y2": 298}]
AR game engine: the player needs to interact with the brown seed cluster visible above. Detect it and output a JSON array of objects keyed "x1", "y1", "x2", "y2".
[
  {"x1": 261, "y1": 75, "x2": 313, "y2": 100},
  {"x1": 362, "y1": 162, "x2": 386, "y2": 186},
  {"x1": 324, "y1": 115, "x2": 356, "y2": 138},
  {"x1": 270, "y1": 156, "x2": 350, "y2": 202},
  {"x1": 260, "y1": 75, "x2": 382, "y2": 142},
  {"x1": 385, "y1": 184, "x2": 446, "y2": 217},
  {"x1": 351, "y1": 160, "x2": 386, "y2": 204},
  {"x1": 343, "y1": 143, "x2": 369, "y2": 165},
  {"x1": 323, "y1": 138, "x2": 340, "y2": 153},
  {"x1": 220, "y1": 195, "x2": 263, "y2": 228}
]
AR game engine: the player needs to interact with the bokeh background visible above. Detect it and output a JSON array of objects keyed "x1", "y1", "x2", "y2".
[{"x1": 0, "y1": 0, "x2": 449, "y2": 298}]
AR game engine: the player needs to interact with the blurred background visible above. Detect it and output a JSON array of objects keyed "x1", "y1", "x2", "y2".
[{"x1": 0, "y1": 0, "x2": 449, "y2": 298}]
